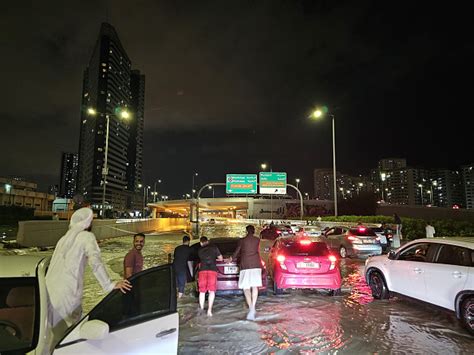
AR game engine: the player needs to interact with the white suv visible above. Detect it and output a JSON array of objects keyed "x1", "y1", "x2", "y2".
[
  {"x1": 365, "y1": 238, "x2": 474, "y2": 335},
  {"x1": 0, "y1": 255, "x2": 179, "y2": 354}
]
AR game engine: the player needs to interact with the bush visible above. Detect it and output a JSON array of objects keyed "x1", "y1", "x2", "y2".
[{"x1": 306, "y1": 215, "x2": 474, "y2": 240}]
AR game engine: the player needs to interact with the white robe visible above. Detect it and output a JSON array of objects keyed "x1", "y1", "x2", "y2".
[{"x1": 45, "y1": 230, "x2": 115, "y2": 325}]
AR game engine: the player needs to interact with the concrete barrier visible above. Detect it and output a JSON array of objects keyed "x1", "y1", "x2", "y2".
[{"x1": 17, "y1": 218, "x2": 190, "y2": 247}]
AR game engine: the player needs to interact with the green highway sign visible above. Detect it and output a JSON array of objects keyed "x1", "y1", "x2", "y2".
[
  {"x1": 259, "y1": 172, "x2": 287, "y2": 195},
  {"x1": 226, "y1": 174, "x2": 257, "y2": 194}
]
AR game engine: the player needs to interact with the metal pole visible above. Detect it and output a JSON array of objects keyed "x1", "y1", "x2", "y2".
[
  {"x1": 153, "y1": 181, "x2": 157, "y2": 203},
  {"x1": 142, "y1": 186, "x2": 145, "y2": 217},
  {"x1": 287, "y1": 183, "x2": 304, "y2": 220},
  {"x1": 331, "y1": 115, "x2": 338, "y2": 217},
  {"x1": 101, "y1": 115, "x2": 110, "y2": 219}
]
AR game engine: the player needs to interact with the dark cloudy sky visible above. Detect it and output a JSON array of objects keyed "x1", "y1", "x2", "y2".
[{"x1": 1, "y1": 1, "x2": 472, "y2": 197}]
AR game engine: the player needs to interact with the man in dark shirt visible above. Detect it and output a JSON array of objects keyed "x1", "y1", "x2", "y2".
[
  {"x1": 230, "y1": 225, "x2": 262, "y2": 321},
  {"x1": 197, "y1": 236, "x2": 223, "y2": 316},
  {"x1": 173, "y1": 235, "x2": 191, "y2": 298},
  {"x1": 124, "y1": 233, "x2": 145, "y2": 279}
]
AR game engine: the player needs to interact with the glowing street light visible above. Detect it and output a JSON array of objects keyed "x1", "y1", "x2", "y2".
[
  {"x1": 295, "y1": 178, "x2": 300, "y2": 190},
  {"x1": 87, "y1": 106, "x2": 132, "y2": 218},
  {"x1": 310, "y1": 106, "x2": 337, "y2": 216},
  {"x1": 261, "y1": 163, "x2": 267, "y2": 170}
]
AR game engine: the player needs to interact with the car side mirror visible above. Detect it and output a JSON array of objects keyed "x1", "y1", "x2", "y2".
[
  {"x1": 387, "y1": 251, "x2": 396, "y2": 260},
  {"x1": 80, "y1": 320, "x2": 109, "y2": 340}
]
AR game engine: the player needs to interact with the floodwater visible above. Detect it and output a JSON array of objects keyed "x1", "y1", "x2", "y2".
[{"x1": 2, "y1": 223, "x2": 472, "y2": 353}]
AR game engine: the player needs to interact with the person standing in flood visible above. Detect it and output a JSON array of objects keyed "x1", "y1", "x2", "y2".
[
  {"x1": 173, "y1": 235, "x2": 191, "y2": 298},
  {"x1": 197, "y1": 236, "x2": 223, "y2": 316},
  {"x1": 123, "y1": 233, "x2": 145, "y2": 279},
  {"x1": 230, "y1": 225, "x2": 262, "y2": 321}
]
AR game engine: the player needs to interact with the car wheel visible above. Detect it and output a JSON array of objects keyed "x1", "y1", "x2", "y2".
[
  {"x1": 368, "y1": 271, "x2": 389, "y2": 299},
  {"x1": 339, "y1": 246, "x2": 347, "y2": 258},
  {"x1": 273, "y1": 280, "x2": 283, "y2": 295},
  {"x1": 461, "y1": 296, "x2": 474, "y2": 335},
  {"x1": 330, "y1": 288, "x2": 341, "y2": 296}
]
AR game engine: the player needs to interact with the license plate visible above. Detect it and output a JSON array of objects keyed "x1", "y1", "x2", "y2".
[
  {"x1": 297, "y1": 262, "x2": 320, "y2": 269},
  {"x1": 224, "y1": 266, "x2": 239, "y2": 274}
]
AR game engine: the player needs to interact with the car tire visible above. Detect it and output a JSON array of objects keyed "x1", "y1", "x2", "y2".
[
  {"x1": 330, "y1": 288, "x2": 342, "y2": 296},
  {"x1": 339, "y1": 246, "x2": 347, "y2": 258},
  {"x1": 273, "y1": 281, "x2": 283, "y2": 295},
  {"x1": 368, "y1": 271, "x2": 389, "y2": 299},
  {"x1": 461, "y1": 296, "x2": 474, "y2": 335}
]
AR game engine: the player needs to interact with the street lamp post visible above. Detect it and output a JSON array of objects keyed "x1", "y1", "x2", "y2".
[
  {"x1": 208, "y1": 185, "x2": 215, "y2": 198},
  {"x1": 260, "y1": 163, "x2": 275, "y2": 220},
  {"x1": 87, "y1": 107, "x2": 131, "y2": 218},
  {"x1": 192, "y1": 172, "x2": 198, "y2": 197},
  {"x1": 431, "y1": 180, "x2": 437, "y2": 206},
  {"x1": 311, "y1": 109, "x2": 338, "y2": 217},
  {"x1": 418, "y1": 184, "x2": 424, "y2": 205},
  {"x1": 295, "y1": 178, "x2": 300, "y2": 190},
  {"x1": 153, "y1": 179, "x2": 162, "y2": 203},
  {"x1": 380, "y1": 173, "x2": 387, "y2": 201}
]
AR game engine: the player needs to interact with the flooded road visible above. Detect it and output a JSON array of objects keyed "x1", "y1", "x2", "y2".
[{"x1": 2, "y1": 223, "x2": 472, "y2": 353}]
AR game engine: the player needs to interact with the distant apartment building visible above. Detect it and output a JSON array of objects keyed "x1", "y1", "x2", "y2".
[
  {"x1": 461, "y1": 164, "x2": 474, "y2": 209},
  {"x1": 0, "y1": 177, "x2": 54, "y2": 211},
  {"x1": 378, "y1": 158, "x2": 407, "y2": 171},
  {"x1": 313, "y1": 169, "x2": 337, "y2": 200},
  {"x1": 77, "y1": 23, "x2": 145, "y2": 213},
  {"x1": 59, "y1": 152, "x2": 78, "y2": 198},
  {"x1": 431, "y1": 169, "x2": 464, "y2": 208}
]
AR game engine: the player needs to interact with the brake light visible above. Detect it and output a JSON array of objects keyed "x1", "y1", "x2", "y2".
[
  {"x1": 276, "y1": 230, "x2": 282, "y2": 234},
  {"x1": 358, "y1": 227, "x2": 366, "y2": 232},
  {"x1": 328, "y1": 255, "x2": 337, "y2": 270},
  {"x1": 276, "y1": 255, "x2": 285, "y2": 262},
  {"x1": 299, "y1": 239, "x2": 312, "y2": 246},
  {"x1": 276, "y1": 254, "x2": 287, "y2": 270}
]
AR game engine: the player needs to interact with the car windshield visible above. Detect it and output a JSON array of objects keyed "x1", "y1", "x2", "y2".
[
  {"x1": 349, "y1": 228, "x2": 377, "y2": 237},
  {"x1": 211, "y1": 240, "x2": 238, "y2": 257},
  {"x1": 0, "y1": 278, "x2": 38, "y2": 353},
  {"x1": 282, "y1": 240, "x2": 329, "y2": 256}
]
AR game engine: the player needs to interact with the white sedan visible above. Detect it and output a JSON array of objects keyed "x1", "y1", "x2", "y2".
[
  {"x1": 365, "y1": 238, "x2": 474, "y2": 335},
  {"x1": 0, "y1": 256, "x2": 179, "y2": 354}
]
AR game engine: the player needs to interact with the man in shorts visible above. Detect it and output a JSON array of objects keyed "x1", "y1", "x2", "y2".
[
  {"x1": 197, "y1": 236, "x2": 223, "y2": 316},
  {"x1": 230, "y1": 225, "x2": 262, "y2": 321}
]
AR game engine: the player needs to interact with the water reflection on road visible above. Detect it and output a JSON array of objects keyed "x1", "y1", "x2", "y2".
[{"x1": 3, "y1": 223, "x2": 472, "y2": 353}]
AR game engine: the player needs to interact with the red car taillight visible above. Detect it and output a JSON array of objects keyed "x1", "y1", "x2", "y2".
[
  {"x1": 276, "y1": 254, "x2": 287, "y2": 270},
  {"x1": 328, "y1": 255, "x2": 337, "y2": 270}
]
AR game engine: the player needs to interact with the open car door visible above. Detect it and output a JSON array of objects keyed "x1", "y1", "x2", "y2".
[{"x1": 54, "y1": 264, "x2": 178, "y2": 354}]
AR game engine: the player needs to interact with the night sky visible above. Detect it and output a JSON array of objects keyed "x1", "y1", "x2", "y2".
[{"x1": 1, "y1": 1, "x2": 472, "y2": 198}]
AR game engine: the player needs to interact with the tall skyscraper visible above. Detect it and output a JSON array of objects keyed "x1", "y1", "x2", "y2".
[
  {"x1": 59, "y1": 152, "x2": 78, "y2": 198},
  {"x1": 77, "y1": 23, "x2": 145, "y2": 213}
]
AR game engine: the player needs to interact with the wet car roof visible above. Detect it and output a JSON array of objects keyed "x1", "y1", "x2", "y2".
[{"x1": 0, "y1": 255, "x2": 46, "y2": 278}]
